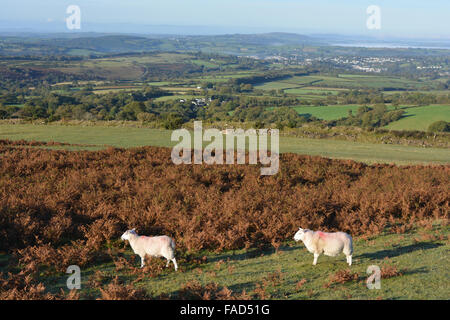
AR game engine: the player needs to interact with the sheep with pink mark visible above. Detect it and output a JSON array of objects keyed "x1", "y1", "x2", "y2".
[
  {"x1": 294, "y1": 228, "x2": 353, "y2": 266},
  {"x1": 121, "y1": 229, "x2": 178, "y2": 271}
]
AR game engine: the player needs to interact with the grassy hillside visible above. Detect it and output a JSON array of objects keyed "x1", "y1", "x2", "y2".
[
  {"x1": 269, "y1": 104, "x2": 449, "y2": 131},
  {"x1": 0, "y1": 142, "x2": 448, "y2": 300},
  {"x1": 28, "y1": 222, "x2": 447, "y2": 300},
  {"x1": 1, "y1": 123, "x2": 449, "y2": 165},
  {"x1": 280, "y1": 136, "x2": 450, "y2": 165},
  {"x1": 385, "y1": 105, "x2": 450, "y2": 131}
]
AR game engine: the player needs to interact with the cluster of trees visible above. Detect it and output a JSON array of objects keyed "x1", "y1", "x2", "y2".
[
  {"x1": 0, "y1": 87, "x2": 165, "y2": 120},
  {"x1": 428, "y1": 121, "x2": 450, "y2": 133},
  {"x1": 338, "y1": 90, "x2": 450, "y2": 106},
  {"x1": 0, "y1": 87, "x2": 316, "y2": 129},
  {"x1": 389, "y1": 92, "x2": 450, "y2": 106},
  {"x1": 229, "y1": 69, "x2": 311, "y2": 86},
  {"x1": 230, "y1": 106, "x2": 310, "y2": 129},
  {"x1": 332, "y1": 105, "x2": 405, "y2": 128},
  {"x1": 0, "y1": 85, "x2": 447, "y2": 132}
]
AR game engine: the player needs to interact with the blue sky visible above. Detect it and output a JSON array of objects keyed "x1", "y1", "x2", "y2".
[{"x1": 1, "y1": 0, "x2": 449, "y2": 37}]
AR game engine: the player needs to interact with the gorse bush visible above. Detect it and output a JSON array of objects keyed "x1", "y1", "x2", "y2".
[
  {"x1": 0, "y1": 140, "x2": 448, "y2": 274},
  {"x1": 428, "y1": 121, "x2": 450, "y2": 133}
]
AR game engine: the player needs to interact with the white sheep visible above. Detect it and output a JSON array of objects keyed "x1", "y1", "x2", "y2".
[
  {"x1": 121, "y1": 229, "x2": 178, "y2": 271},
  {"x1": 293, "y1": 227, "x2": 353, "y2": 266}
]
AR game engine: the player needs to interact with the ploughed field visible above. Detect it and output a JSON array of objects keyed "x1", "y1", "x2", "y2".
[{"x1": 0, "y1": 140, "x2": 448, "y2": 299}]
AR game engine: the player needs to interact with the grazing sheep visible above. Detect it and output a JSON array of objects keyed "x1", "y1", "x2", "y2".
[
  {"x1": 121, "y1": 229, "x2": 178, "y2": 271},
  {"x1": 293, "y1": 227, "x2": 353, "y2": 266}
]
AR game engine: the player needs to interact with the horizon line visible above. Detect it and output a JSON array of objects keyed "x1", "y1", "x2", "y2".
[{"x1": 1, "y1": 30, "x2": 450, "y2": 42}]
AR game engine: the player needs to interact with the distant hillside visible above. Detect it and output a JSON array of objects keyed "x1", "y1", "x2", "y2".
[
  {"x1": 47, "y1": 35, "x2": 164, "y2": 53},
  {"x1": 1, "y1": 32, "x2": 448, "y2": 57},
  {"x1": 0, "y1": 32, "x2": 320, "y2": 57}
]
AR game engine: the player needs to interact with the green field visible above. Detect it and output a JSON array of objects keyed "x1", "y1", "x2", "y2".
[
  {"x1": 290, "y1": 105, "x2": 367, "y2": 120},
  {"x1": 284, "y1": 88, "x2": 341, "y2": 96},
  {"x1": 280, "y1": 136, "x2": 449, "y2": 165},
  {"x1": 146, "y1": 81, "x2": 178, "y2": 86},
  {"x1": 154, "y1": 94, "x2": 197, "y2": 102},
  {"x1": 67, "y1": 49, "x2": 98, "y2": 56},
  {"x1": 1, "y1": 123, "x2": 449, "y2": 165},
  {"x1": 6, "y1": 222, "x2": 447, "y2": 300},
  {"x1": 193, "y1": 71, "x2": 258, "y2": 83},
  {"x1": 190, "y1": 59, "x2": 219, "y2": 68},
  {"x1": 0, "y1": 124, "x2": 174, "y2": 149},
  {"x1": 385, "y1": 105, "x2": 450, "y2": 131},
  {"x1": 267, "y1": 104, "x2": 449, "y2": 130}
]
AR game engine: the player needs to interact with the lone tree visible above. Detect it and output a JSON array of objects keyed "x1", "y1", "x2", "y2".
[{"x1": 428, "y1": 121, "x2": 450, "y2": 133}]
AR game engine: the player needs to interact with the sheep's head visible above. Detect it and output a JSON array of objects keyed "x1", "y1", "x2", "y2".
[
  {"x1": 294, "y1": 228, "x2": 305, "y2": 242},
  {"x1": 121, "y1": 228, "x2": 137, "y2": 241}
]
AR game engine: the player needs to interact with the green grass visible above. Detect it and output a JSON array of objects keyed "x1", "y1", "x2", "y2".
[
  {"x1": 290, "y1": 105, "x2": 364, "y2": 120},
  {"x1": 383, "y1": 90, "x2": 450, "y2": 96},
  {"x1": 67, "y1": 49, "x2": 98, "y2": 56},
  {"x1": 154, "y1": 95, "x2": 197, "y2": 102},
  {"x1": 10, "y1": 223, "x2": 448, "y2": 300},
  {"x1": 1, "y1": 123, "x2": 449, "y2": 165},
  {"x1": 284, "y1": 88, "x2": 340, "y2": 95},
  {"x1": 190, "y1": 59, "x2": 218, "y2": 68},
  {"x1": 385, "y1": 105, "x2": 450, "y2": 131},
  {"x1": 280, "y1": 136, "x2": 449, "y2": 165},
  {"x1": 146, "y1": 81, "x2": 177, "y2": 86},
  {"x1": 255, "y1": 81, "x2": 298, "y2": 90},
  {"x1": 0, "y1": 124, "x2": 174, "y2": 149}
]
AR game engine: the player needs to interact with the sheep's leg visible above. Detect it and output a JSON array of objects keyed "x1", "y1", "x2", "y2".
[
  {"x1": 172, "y1": 258, "x2": 178, "y2": 271},
  {"x1": 313, "y1": 253, "x2": 319, "y2": 265},
  {"x1": 140, "y1": 256, "x2": 145, "y2": 268},
  {"x1": 165, "y1": 259, "x2": 170, "y2": 268},
  {"x1": 346, "y1": 255, "x2": 352, "y2": 266}
]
